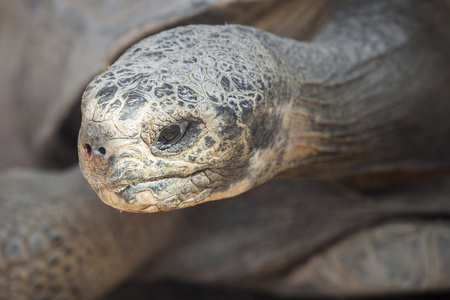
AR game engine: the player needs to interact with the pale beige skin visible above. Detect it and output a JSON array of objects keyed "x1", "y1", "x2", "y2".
[{"x1": 79, "y1": 0, "x2": 450, "y2": 213}]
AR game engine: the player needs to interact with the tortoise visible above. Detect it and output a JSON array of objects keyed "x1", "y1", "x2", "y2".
[{"x1": 1, "y1": 0, "x2": 450, "y2": 299}]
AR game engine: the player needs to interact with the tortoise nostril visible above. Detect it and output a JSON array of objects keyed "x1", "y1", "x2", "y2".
[
  {"x1": 84, "y1": 144, "x2": 92, "y2": 156},
  {"x1": 98, "y1": 147, "x2": 106, "y2": 155}
]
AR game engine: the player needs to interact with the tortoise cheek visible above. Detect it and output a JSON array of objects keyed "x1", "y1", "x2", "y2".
[{"x1": 209, "y1": 105, "x2": 244, "y2": 141}]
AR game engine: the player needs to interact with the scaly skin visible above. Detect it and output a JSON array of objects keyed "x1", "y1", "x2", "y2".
[
  {"x1": 78, "y1": 0, "x2": 450, "y2": 213},
  {"x1": 78, "y1": 24, "x2": 289, "y2": 212}
]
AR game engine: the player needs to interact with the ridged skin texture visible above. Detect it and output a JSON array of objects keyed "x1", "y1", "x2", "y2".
[{"x1": 79, "y1": 25, "x2": 290, "y2": 212}]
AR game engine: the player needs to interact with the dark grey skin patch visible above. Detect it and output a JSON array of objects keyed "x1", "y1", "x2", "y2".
[
  {"x1": 204, "y1": 136, "x2": 216, "y2": 148},
  {"x1": 154, "y1": 83, "x2": 174, "y2": 98},
  {"x1": 214, "y1": 105, "x2": 238, "y2": 122},
  {"x1": 219, "y1": 124, "x2": 242, "y2": 141},
  {"x1": 178, "y1": 86, "x2": 199, "y2": 102},
  {"x1": 248, "y1": 112, "x2": 282, "y2": 150},
  {"x1": 214, "y1": 106, "x2": 243, "y2": 141},
  {"x1": 96, "y1": 85, "x2": 118, "y2": 110},
  {"x1": 220, "y1": 76, "x2": 232, "y2": 92},
  {"x1": 116, "y1": 68, "x2": 134, "y2": 74},
  {"x1": 239, "y1": 99, "x2": 254, "y2": 123},
  {"x1": 232, "y1": 75, "x2": 254, "y2": 91},
  {"x1": 119, "y1": 92, "x2": 148, "y2": 121},
  {"x1": 106, "y1": 99, "x2": 122, "y2": 116},
  {"x1": 117, "y1": 73, "x2": 145, "y2": 87},
  {"x1": 205, "y1": 86, "x2": 224, "y2": 103}
]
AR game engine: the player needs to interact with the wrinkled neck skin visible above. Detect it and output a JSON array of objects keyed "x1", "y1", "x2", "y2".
[{"x1": 267, "y1": 0, "x2": 450, "y2": 183}]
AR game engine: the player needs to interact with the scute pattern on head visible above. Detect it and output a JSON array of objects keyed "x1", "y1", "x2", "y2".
[
  {"x1": 82, "y1": 25, "x2": 284, "y2": 139},
  {"x1": 78, "y1": 25, "x2": 289, "y2": 212}
]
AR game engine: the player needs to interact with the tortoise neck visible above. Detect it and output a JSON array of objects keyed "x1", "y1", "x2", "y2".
[
  {"x1": 271, "y1": 0, "x2": 450, "y2": 181},
  {"x1": 279, "y1": 0, "x2": 416, "y2": 85}
]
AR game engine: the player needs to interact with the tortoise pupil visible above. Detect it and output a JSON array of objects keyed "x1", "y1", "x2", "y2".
[
  {"x1": 155, "y1": 121, "x2": 189, "y2": 150},
  {"x1": 160, "y1": 125, "x2": 181, "y2": 142}
]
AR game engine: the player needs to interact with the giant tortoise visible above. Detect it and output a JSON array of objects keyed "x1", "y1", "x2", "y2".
[{"x1": 1, "y1": 0, "x2": 450, "y2": 299}]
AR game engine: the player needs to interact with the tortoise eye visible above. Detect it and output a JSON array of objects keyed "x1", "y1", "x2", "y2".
[
  {"x1": 160, "y1": 124, "x2": 181, "y2": 142},
  {"x1": 156, "y1": 121, "x2": 188, "y2": 150}
]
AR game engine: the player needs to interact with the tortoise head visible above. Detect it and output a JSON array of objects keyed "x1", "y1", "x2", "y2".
[{"x1": 78, "y1": 25, "x2": 290, "y2": 212}]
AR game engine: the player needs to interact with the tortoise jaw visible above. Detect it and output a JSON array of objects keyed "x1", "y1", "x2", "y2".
[
  {"x1": 97, "y1": 187, "x2": 161, "y2": 213},
  {"x1": 96, "y1": 174, "x2": 214, "y2": 213}
]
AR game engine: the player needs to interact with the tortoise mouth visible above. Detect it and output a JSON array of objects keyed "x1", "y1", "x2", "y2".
[
  {"x1": 96, "y1": 174, "x2": 214, "y2": 213},
  {"x1": 94, "y1": 160, "x2": 254, "y2": 213},
  {"x1": 97, "y1": 187, "x2": 161, "y2": 213}
]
